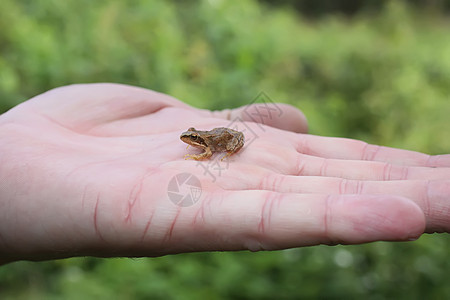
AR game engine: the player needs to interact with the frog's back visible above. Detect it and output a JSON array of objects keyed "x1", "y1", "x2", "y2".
[{"x1": 205, "y1": 128, "x2": 235, "y2": 152}]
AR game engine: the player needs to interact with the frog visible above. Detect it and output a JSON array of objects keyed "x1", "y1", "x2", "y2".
[{"x1": 180, "y1": 127, "x2": 245, "y2": 161}]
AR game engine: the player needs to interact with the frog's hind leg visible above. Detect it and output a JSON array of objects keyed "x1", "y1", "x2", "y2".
[
  {"x1": 222, "y1": 135, "x2": 244, "y2": 161},
  {"x1": 226, "y1": 134, "x2": 244, "y2": 152},
  {"x1": 220, "y1": 151, "x2": 233, "y2": 161}
]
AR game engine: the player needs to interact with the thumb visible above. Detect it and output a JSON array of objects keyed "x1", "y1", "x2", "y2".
[{"x1": 212, "y1": 103, "x2": 308, "y2": 134}]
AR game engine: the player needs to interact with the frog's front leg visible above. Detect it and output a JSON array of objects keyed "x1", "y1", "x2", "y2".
[{"x1": 184, "y1": 147, "x2": 213, "y2": 160}]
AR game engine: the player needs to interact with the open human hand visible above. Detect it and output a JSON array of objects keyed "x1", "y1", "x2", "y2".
[{"x1": 0, "y1": 83, "x2": 447, "y2": 264}]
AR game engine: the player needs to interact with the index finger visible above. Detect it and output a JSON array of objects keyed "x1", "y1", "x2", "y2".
[{"x1": 297, "y1": 134, "x2": 450, "y2": 167}]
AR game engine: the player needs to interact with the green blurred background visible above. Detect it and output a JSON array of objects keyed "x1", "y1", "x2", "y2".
[{"x1": 1, "y1": 0, "x2": 449, "y2": 298}]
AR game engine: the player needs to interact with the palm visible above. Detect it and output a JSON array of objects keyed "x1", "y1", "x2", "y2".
[{"x1": 0, "y1": 83, "x2": 448, "y2": 263}]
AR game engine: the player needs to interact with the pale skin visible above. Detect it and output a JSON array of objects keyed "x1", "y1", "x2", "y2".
[{"x1": 0, "y1": 83, "x2": 449, "y2": 265}]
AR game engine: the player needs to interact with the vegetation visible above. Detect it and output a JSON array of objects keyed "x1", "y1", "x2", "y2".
[{"x1": 0, "y1": 0, "x2": 449, "y2": 298}]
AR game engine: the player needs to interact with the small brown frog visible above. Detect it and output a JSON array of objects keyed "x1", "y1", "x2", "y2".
[{"x1": 180, "y1": 127, "x2": 245, "y2": 161}]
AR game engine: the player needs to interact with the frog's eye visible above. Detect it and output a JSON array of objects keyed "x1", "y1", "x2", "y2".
[{"x1": 191, "y1": 135, "x2": 198, "y2": 140}]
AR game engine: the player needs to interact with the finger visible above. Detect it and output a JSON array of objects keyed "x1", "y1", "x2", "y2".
[
  {"x1": 237, "y1": 141, "x2": 449, "y2": 180},
  {"x1": 335, "y1": 179, "x2": 449, "y2": 234},
  {"x1": 210, "y1": 103, "x2": 308, "y2": 134},
  {"x1": 14, "y1": 83, "x2": 192, "y2": 129},
  {"x1": 227, "y1": 172, "x2": 449, "y2": 234},
  {"x1": 296, "y1": 134, "x2": 450, "y2": 167},
  {"x1": 167, "y1": 192, "x2": 424, "y2": 252},
  {"x1": 296, "y1": 153, "x2": 450, "y2": 180}
]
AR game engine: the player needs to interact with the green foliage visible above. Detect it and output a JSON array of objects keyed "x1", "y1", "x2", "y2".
[
  {"x1": 0, "y1": 0, "x2": 449, "y2": 298},
  {"x1": 1, "y1": 0, "x2": 449, "y2": 153},
  {"x1": 2, "y1": 237, "x2": 450, "y2": 299}
]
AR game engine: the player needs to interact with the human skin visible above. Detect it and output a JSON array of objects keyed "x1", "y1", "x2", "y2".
[{"x1": 0, "y1": 83, "x2": 448, "y2": 265}]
